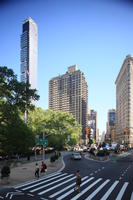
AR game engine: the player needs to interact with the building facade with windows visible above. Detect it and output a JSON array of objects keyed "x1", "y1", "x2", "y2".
[
  {"x1": 49, "y1": 65, "x2": 88, "y2": 137},
  {"x1": 88, "y1": 110, "x2": 98, "y2": 142},
  {"x1": 106, "y1": 109, "x2": 116, "y2": 144},
  {"x1": 115, "y1": 55, "x2": 133, "y2": 147},
  {"x1": 20, "y1": 17, "x2": 38, "y2": 90}
]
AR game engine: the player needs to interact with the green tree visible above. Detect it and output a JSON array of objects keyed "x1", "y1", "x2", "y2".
[
  {"x1": 27, "y1": 109, "x2": 82, "y2": 149},
  {"x1": 0, "y1": 66, "x2": 39, "y2": 155}
]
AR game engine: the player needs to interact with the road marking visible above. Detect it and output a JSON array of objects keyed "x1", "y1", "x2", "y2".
[
  {"x1": 38, "y1": 176, "x2": 76, "y2": 195},
  {"x1": 71, "y1": 178, "x2": 102, "y2": 200},
  {"x1": 22, "y1": 173, "x2": 67, "y2": 190},
  {"x1": 101, "y1": 181, "x2": 119, "y2": 200},
  {"x1": 30, "y1": 174, "x2": 73, "y2": 193},
  {"x1": 15, "y1": 171, "x2": 61, "y2": 189},
  {"x1": 85, "y1": 179, "x2": 110, "y2": 200},
  {"x1": 57, "y1": 177, "x2": 95, "y2": 200},
  {"x1": 28, "y1": 193, "x2": 34, "y2": 197},
  {"x1": 49, "y1": 176, "x2": 88, "y2": 198},
  {"x1": 6, "y1": 193, "x2": 10, "y2": 198},
  {"x1": 6, "y1": 192, "x2": 24, "y2": 200},
  {"x1": 130, "y1": 191, "x2": 133, "y2": 200},
  {"x1": 116, "y1": 182, "x2": 128, "y2": 200}
]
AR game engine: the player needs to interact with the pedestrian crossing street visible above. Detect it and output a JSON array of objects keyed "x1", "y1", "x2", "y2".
[{"x1": 15, "y1": 171, "x2": 133, "y2": 200}]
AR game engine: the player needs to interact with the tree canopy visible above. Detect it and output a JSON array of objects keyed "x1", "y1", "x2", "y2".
[
  {"x1": 27, "y1": 108, "x2": 82, "y2": 150},
  {"x1": 0, "y1": 66, "x2": 39, "y2": 155}
]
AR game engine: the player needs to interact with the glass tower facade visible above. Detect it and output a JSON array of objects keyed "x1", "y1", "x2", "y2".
[{"x1": 20, "y1": 17, "x2": 38, "y2": 90}]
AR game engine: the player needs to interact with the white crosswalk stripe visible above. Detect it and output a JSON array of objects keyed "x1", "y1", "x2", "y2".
[
  {"x1": 49, "y1": 176, "x2": 88, "y2": 198},
  {"x1": 116, "y1": 182, "x2": 129, "y2": 200},
  {"x1": 71, "y1": 178, "x2": 102, "y2": 200},
  {"x1": 30, "y1": 174, "x2": 73, "y2": 193},
  {"x1": 15, "y1": 171, "x2": 61, "y2": 189},
  {"x1": 85, "y1": 179, "x2": 110, "y2": 200},
  {"x1": 14, "y1": 172, "x2": 131, "y2": 200},
  {"x1": 130, "y1": 191, "x2": 133, "y2": 200},
  {"x1": 38, "y1": 176, "x2": 76, "y2": 195},
  {"x1": 22, "y1": 173, "x2": 67, "y2": 191},
  {"x1": 57, "y1": 177, "x2": 95, "y2": 200},
  {"x1": 100, "y1": 181, "x2": 119, "y2": 200}
]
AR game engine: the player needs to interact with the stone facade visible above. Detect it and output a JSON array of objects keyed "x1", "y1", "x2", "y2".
[{"x1": 115, "y1": 55, "x2": 133, "y2": 147}]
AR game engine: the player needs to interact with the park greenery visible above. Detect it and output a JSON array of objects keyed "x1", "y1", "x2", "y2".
[
  {"x1": 27, "y1": 108, "x2": 82, "y2": 150},
  {"x1": 0, "y1": 66, "x2": 39, "y2": 156},
  {"x1": 0, "y1": 66, "x2": 82, "y2": 156}
]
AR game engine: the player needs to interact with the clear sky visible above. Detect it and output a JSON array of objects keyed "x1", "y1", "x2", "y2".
[{"x1": 0, "y1": 0, "x2": 133, "y2": 134}]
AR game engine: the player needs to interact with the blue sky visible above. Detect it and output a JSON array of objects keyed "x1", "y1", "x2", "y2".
[{"x1": 0, "y1": 0, "x2": 133, "y2": 134}]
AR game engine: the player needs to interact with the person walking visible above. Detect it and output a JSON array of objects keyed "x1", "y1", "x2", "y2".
[
  {"x1": 35, "y1": 163, "x2": 40, "y2": 178},
  {"x1": 41, "y1": 161, "x2": 47, "y2": 173},
  {"x1": 74, "y1": 170, "x2": 81, "y2": 192}
]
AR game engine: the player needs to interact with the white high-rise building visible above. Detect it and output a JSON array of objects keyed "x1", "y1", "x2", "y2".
[
  {"x1": 20, "y1": 17, "x2": 38, "y2": 90},
  {"x1": 115, "y1": 55, "x2": 133, "y2": 147}
]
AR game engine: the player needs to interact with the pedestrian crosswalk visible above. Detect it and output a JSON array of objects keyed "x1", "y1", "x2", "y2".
[{"x1": 14, "y1": 172, "x2": 132, "y2": 200}]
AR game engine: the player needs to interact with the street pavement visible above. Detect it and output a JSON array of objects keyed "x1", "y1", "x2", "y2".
[{"x1": 0, "y1": 151, "x2": 133, "y2": 200}]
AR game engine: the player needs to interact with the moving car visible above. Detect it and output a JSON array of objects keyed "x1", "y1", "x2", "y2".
[{"x1": 71, "y1": 152, "x2": 81, "y2": 160}]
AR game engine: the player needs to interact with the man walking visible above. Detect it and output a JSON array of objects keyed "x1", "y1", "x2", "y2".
[{"x1": 35, "y1": 163, "x2": 40, "y2": 178}]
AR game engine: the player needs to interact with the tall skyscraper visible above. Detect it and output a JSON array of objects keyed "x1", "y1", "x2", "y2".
[
  {"x1": 115, "y1": 55, "x2": 133, "y2": 147},
  {"x1": 106, "y1": 109, "x2": 116, "y2": 144},
  {"x1": 49, "y1": 65, "x2": 88, "y2": 136},
  {"x1": 88, "y1": 110, "x2": 98, "y2": 142},
  {"x1": 20, "y1": 17, "x2": 38, "y2": 90}
]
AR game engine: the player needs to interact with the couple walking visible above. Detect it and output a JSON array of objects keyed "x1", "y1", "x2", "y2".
[{"x1": 35, "y1": 161, "x2": 47, "y2": 178}]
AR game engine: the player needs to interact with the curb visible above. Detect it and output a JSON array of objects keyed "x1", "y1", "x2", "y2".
[
  {"x1": 84, "y1": 154, "x2": 110, "y2": 163},
  {"x1": 57, "y1": 155, "x2": 65, "y2": 172}
]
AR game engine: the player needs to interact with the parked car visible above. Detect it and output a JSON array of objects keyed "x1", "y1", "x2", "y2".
[{"x1": 71, "y1": 152, "x2": 81, "y2": 160}]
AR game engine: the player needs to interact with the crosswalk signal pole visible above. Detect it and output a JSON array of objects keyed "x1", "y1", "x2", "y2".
[{"x1": 43, "y1": 124, "x2": 45, "y2": 161}]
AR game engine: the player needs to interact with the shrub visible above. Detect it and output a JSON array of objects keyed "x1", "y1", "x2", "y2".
[
  {"x1": 89, "y1": 148, "x2": 96, "y2": 156},
  {"x1": 97, "y1": 149, "x2": 110, "y2": 157},
  {"x1": 97, "y1": 150, "x2": 105, "y2": 157},
  {"x1": 1, "y1": 165, "x2": 10, "y2": 178}
]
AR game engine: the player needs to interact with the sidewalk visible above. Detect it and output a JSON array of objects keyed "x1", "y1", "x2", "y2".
[{"x1": 0, "y1": 156, "x2": 64, "y2": 188}]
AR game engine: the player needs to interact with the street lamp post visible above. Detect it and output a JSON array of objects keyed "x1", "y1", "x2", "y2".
[{"x1": 43, "y1": 124, "x2": 45, "y2": 161}]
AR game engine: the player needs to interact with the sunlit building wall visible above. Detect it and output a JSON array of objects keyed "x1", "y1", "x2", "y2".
[
  {"x1": 115, "y1": 55, "x2": 133, "y2": 147},
  {"x1": 49, "y1": 65, "x2": 88, "y2": 137}
]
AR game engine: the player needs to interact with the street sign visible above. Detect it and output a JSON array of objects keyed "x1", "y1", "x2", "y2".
[{"x1": 39, "y1": 139, "x2": 48, "y2": 146}]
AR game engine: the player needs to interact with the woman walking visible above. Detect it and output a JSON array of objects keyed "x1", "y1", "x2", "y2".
[{"x1": 74, "y1": 170, "x2": 81, "y2": 192}]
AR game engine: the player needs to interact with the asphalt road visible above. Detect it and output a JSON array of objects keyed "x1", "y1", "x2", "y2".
[{"x1": 1, "y1": 151, "x2": 133, "y2": 200}]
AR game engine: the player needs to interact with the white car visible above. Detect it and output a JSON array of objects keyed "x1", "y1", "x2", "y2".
[{"x1": 71, "y1": 153, "x2": 81, "y2": 160}]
